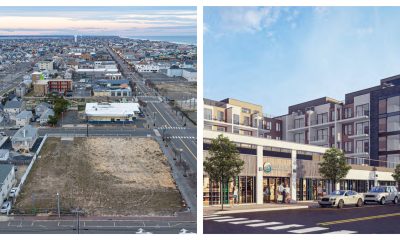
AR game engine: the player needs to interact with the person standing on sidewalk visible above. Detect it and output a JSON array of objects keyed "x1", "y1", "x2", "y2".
[
  {"x1": 282, "y1": 184, "x2": 287, "y2": 204},
  {"x1": 278, "y1": 183, "x2": 284, "y2": 203},
  {"x1": 233, "y1": 187, "x2": 238, "y2": 205}
]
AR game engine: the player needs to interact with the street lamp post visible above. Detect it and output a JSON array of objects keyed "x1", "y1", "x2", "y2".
[{"x1": 56, "y1": 192, "x2": 60, "y2": 218}]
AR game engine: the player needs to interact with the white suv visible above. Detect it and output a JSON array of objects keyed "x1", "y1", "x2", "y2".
[{"x1": 364, "y1": 186, "x2": 399, "y2": 205}]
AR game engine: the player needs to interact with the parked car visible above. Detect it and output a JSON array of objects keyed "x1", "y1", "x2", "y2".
[
  {"x1": 0, "y1": 201, "x2": 11, "y2": 214},
  {"x1": 9, "y1": 187, "x2": 18, "y2": 198},
  {"x1": 319, "y1": 190, "x2": 364, "y2": 208},
  {"x1": 364, "y1": 186, "x2": 399, "y2": 205}
]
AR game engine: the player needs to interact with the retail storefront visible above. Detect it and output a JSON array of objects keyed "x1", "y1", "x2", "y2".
[{"x1": 203, "y1": 130, "x2": 397, "y2": 206}]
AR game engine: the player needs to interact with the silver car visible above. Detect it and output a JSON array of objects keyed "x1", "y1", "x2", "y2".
[
  {"x1": 319, "y1": 190, "x2": 364, "y2": 208},
  {"x1": 364, "y1": 186, "x2": 399, "y2": 205}
]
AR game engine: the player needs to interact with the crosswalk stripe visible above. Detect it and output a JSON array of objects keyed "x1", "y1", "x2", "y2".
[
  {"x1": 214, "y1": 218, "x2": 248, "y2": 222},
  {"x1": 267, "y1": 224, "x2": 304, "y2": 230},
  {"x1": 324, "y1": 230, "x2": 357, "y2": 234},
  {"x1": 246, "y1": 222, "x2": 282, "y2": 227},
  {"x1": 204, "y1": 216, "x2": 232, "y2": 220},
  {"x1": 288, "y1": 227, "x2": 329, "y2": 234},
  {"x1": 203, "y1": 215, "x2": 218, "y2": 218},
  {"x1": 229, "y1": 220, "x2": 264, "y2": 225}
]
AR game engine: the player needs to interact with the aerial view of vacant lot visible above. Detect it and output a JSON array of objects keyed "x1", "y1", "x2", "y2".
[{"x1": 15, "y1": 137, "x2": 184, "y2": 216}]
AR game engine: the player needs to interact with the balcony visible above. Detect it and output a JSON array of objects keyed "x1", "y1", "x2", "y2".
[
  {"x1": 348, "y1": 126, "x2": 369, "y2": 139},
  {"x1": 309, "y1": 135, "x2": 329, "y2": 144},
  {"x1": 345, "y1": 150, "x2": 369, "y2": 158},
  {"x1": 338, "y1": 111, "x2": 369, "y2": 124}
]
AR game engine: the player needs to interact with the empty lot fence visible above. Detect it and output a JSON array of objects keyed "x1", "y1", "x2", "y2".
[{"x1": 14, "y1": 135, "x2": 48, "y2": 201}]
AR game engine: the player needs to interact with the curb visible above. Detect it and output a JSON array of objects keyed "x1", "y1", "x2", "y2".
[{"x1": 213, "y1": 206, "x2": 309, "y2": 215}]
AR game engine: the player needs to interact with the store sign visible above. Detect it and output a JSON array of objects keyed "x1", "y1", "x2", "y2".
[{"x1": 263, "y1": 162, "x2": 272, "y2": 173}]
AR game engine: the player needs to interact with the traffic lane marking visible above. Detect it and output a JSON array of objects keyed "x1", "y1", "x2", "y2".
[
  {"x1": 246, "y1": 222, "x2": 282, "y2": 227},
  {"x1": 267, "y1": 224, "x2": 304, "y2": 230},
  {"x1": 318, "y1": 212, "x2": 400, "y2": 226},
  {"x1": 214, "y1": 218, "x2": 248, "y2": 222},
  {"x1": 323, "y1": 230, "x2": 357, "y2": 234},
  {"x1": 288, "y1": 227, "x2": 329, "y2": 234}
]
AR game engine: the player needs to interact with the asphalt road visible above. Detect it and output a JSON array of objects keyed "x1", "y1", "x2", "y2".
[
  {"x1": 0, "y1": 219, "x2": 196, "y2": 234},
  {"x1": 204, "y1": 204, "x2": 400, "y2": 234}
]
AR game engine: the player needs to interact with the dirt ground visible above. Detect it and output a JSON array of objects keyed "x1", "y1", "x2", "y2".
[
  {"x1": 15, "y1": 137, "x2": 184, "y2": 216},
  {"x1": 155, "y1": 82, "x2": 196, "y2": 100}
]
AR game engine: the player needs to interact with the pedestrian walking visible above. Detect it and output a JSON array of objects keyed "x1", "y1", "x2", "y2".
[
  {"x1": 233, "y1": 187, "x2": 238, "y2": 205},
  {"x1": 282, "y1": 184, "x2": 287, "y2": 204}
]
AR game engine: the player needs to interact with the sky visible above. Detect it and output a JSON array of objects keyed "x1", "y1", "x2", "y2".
[
  {"x1": 0, "y1": 7, "x2": 196, "y2": 36},
  {"x1": 204, "y1": 7, "x2": 400, "y2": 116}
]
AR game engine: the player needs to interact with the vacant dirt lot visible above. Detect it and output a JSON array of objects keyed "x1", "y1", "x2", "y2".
[
  {"x1": 15, "y1": 137, "x2": 184, "y2": 216},
  {"x1": 155, "y1": 81, "x2": 196, "y2": 100}
]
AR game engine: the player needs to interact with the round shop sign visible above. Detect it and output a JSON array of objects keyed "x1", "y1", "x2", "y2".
[{"x1": 263, "y1": 162, "x2": 272, "y2": 174}]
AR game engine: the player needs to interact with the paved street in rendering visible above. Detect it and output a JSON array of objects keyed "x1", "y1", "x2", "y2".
[{"x1": 204, "y1": 204, "x2": 400, "y2": 234}]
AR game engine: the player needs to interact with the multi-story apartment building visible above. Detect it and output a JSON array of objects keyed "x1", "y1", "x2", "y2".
[
  {"x1": 278, "y1": 74, "x2": 400, "y2": 169},
  {"x1": 203, "y1": 98, "x2": 282, "y2": 140}
]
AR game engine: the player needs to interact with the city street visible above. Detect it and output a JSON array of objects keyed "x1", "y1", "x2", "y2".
[
  {"x1": 0, "y1": 218, "x2": 195, "y2": 234},
  {"x1": 204, "y1": 204, "x2": 400, "y2": 234}
]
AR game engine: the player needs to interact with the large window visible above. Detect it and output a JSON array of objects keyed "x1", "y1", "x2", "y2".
[
  {"x1": 276, "y1": 122, "x2": 281, "y2": 131},
  {"x1": 204, "y1": 108, "x2": 212, "y2": 120},
  {"x1": 233, "y1": 114, "x2": 240, "y2": 125},
  {"x1": 379, "y1": 118, "x2": 387, "y2": 132},
  {"x1": 356, "y1": 140, "x2": 369, "y2": 153},
  {"x1": 387, "y1": 115, "x2": 400, "y2": 132},
  {"x1": 355, "y1": 103, "x2": 369, "y2": 117},
  {"x1": 294, "y1": 133, "x2": 305, "y2": 143},
  {"x1": 379, "y1": 136, "x2": 386, "y2": 151},
  {"x1": 217, "y1": 111, "x2": 225, "y2": 121},
  {"x1": 344, "y1": 141, "x2": 353, "y2": 153},
  {"x1": 379, "y1": 99, "x2": 387, "y2": 114},
  {"x1": 344, "y1": 108, "x2": 353, "y2": 119},
  {"x1": 294, "y1": 118, "x2": 304, "y2": 128},
  {"x1": 388, "y1": 154, "x2": 400, "y2": 168},
  {"x1": 243, "y1": 116, "x2": 250, "y2": 126},
  {"x1": 344, "y1": 124, "x2": 353, "y2": 135},
  {"x1": 317, "y1": 113, "x2": 328, "y2": 124},
  {"x1": 387, "y1": 96, "x2": 400, "y2": 113},
  {"x1": 242, "y1": 107, "x2": 251, "y2": 114},
  {"x1": 387, "y1": 135, "x2": 400, "y2": 151},
  {"x1": 355, "y1": 121, "x2": 369, "y2": 135},
  {"x1": 316, "y1": 128, "x2": 328, "y2": 141}
]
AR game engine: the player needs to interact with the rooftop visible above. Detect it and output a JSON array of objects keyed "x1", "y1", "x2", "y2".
[
  {"x1": 0, "y1": 164, "x2": 13, "y2": 184},
  {"x1": 85, "y1": 102, "x2": 140, "y2": 117}
]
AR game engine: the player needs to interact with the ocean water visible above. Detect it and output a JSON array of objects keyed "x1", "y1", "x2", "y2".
[{"x1": 125, "y1": 36, "x2": 197, "y2": 45}]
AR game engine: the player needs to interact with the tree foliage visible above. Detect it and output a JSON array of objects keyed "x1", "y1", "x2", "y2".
[
  {"x1": 204, "y1": 134, "x2": 244, "y2": 209},
  {"x1": 319, "y1": 148, "x2": 351, "y2": 189},
  {"x1": 47, "y1": 115, "x2": 58, "y2": 126},
  {"x1": 204, "y1": 134, "x2": 244, "y2": 183},
  {"x1": 392, "y1": 164, "x2": 400, "y2": 186}
]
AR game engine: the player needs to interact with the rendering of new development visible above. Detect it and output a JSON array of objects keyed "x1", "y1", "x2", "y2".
[
  {"x1": 0, "y1": 6, "x2": 197, "y2": 234},
  {"x1": 203, "y1": 7, "x2": 400, "y2": 234}
]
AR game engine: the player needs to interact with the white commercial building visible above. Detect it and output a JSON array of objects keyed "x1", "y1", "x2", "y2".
[
  {"x1": 203, "y1": 130, "x2": 396, "y2": 206},
  {"x1": 85, "y1": 102, "x2": 140, "y2": 124}
]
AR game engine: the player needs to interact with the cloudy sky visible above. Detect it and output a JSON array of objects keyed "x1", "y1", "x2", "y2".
[
  {"x1": 204, "y1": 7, "x2": 400, "y2": 116},
  {"x1": 0, "y1": 7, "x2": 196, "y2": 36}
]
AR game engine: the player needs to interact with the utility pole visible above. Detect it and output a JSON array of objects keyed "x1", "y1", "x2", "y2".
[{"x1": 56, "y1": 192, "x2": 60, "y2": 218}]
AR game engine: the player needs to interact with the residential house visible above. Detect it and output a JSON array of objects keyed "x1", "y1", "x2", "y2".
[
  {"x1": 0, "y1": 164, "x2": 15, "y2": 204},
  {"x1": 4, "y1": 100, "x2": 23, "y2": 120},
  {"x1": 11, "y1": 125, "x2": 38, "y2": 152},
  {"x1": 39, "y1": 109, "x2": 55, "y2": 125},
  {"x1": 15, "y1": 111, "x2": 33, "y2": 127}
]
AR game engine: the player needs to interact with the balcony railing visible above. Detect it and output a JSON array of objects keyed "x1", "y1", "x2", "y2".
[
  {"x1": 345, "y1": 157, "x2": 395, "y2": 168},
  {"x1": 355, "y1": 110, "x2": 369, "y2": 117}
]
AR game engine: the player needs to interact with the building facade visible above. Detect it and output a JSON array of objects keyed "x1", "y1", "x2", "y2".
[
  {"x1": 203, "y1": 130, "x2": 396, "y2": 206},
  {"x1": 204, "y1": 98, "x2": 282, "y2": 140},
  {"x1": 278, "y1": 74, "x2": 400, "y2": 169}
]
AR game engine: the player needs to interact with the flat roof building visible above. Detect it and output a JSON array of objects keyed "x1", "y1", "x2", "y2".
[{"x1": 85, "y1": 102, "x2": 140, "y2": 124}]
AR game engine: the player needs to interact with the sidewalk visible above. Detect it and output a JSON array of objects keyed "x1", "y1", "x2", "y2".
[{"x1": 204, "y1": 201, "x2": 319, "y2": 215}]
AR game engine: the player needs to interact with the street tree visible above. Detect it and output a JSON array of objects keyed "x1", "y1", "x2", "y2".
[
  {"x1": 319, "y1": 148, "x2": 351, "y2": 191},
  {"x1": 204, "y1": 134, "x2": 244, "y2": 210},
  {"x1": 47, "y1": 115, "x2": 58, "y2": 126},
  {"x1": 392, "y1": 164, "x2": 400, "y2": 187}
]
